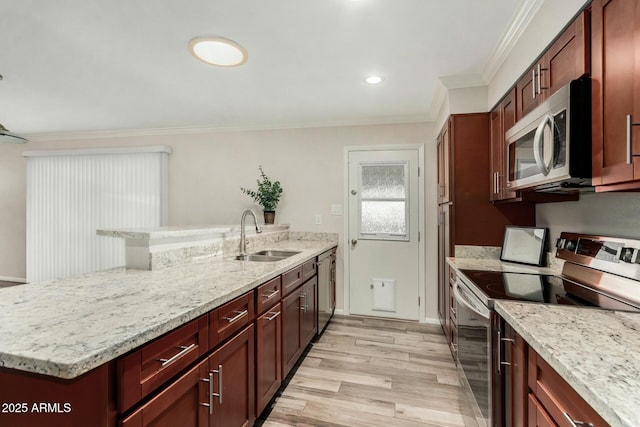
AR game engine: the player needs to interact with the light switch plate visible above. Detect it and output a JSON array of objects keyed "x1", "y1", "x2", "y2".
[{"x1": 331, "y1": 204, "x2": 342, "y2": 215}]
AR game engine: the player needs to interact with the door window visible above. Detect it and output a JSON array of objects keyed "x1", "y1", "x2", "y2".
[{"x1": 358, "y1": 161, "x2": 409, "y2": 241}]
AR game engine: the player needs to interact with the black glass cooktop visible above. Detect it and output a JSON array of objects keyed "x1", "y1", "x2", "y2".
[
  {"x1": 459, "y1": 269, "x2": 640, "y2": 311},
  {"x1": 460, "y1": 269, "x2": 579, "y2": 305}
]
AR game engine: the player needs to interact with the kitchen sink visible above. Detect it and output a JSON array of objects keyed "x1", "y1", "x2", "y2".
[
  {"x1": 252, "y1": 250, "x2": 301, "y2": 257},
  {"x1": 234, "y1": 254, "x2": 286, "y2": 262},
  {"x1": 234, "y1": 250, "x2": 301, "y2": 262}
]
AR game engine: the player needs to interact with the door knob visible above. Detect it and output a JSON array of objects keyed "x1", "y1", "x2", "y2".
[
  {"x1": 351, "y1": 189, "x2": 357, "y2": 195},
  {"x1": 351, "y1": 239, "x2": 357, "y2": 245}
]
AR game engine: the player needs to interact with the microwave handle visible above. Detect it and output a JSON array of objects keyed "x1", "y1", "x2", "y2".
[{"x1": 533, "y1": 114, "x2": 553, "y2": 176}]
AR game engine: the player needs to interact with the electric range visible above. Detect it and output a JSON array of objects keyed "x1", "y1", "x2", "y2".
[{"x1": 453, "y1": 232, "x2": 640, "y2": 427}]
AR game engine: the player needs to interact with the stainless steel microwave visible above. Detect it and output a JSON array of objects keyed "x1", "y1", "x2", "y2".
[{"x1": 506, "y1": 78, "x2": 592, "y2": 192}]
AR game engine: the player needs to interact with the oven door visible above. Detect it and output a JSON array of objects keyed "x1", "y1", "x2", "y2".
[{"x1": 453, "y1": 278, "x2": 492, "y2": 427}]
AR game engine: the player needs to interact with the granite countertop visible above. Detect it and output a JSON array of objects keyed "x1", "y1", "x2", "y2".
[
  {"x1": 496, "y1": 301, "x2": 640, "y2": 427},
  {"x1": 97, "y1": 224, "x2": 288, "y2": 240},
  {"x1": 0, "y1": 238, "x2": 337, "y2": 379}
]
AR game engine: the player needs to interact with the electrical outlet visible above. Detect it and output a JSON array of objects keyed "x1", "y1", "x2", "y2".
[
  {"x1": 331, "y1": 204, "x2": 342, "y2": 215},
  {"x1": 315, "y1": 214, "x2": 322, "y2": 225}
]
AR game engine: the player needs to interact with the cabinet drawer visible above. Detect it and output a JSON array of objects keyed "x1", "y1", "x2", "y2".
[
  {"x1": 302, "y1": 258, "x2": 317, "y2": 282},
  {"x1": 527, "y1": 393, "x2": 556, "y2": 427},
  {"x1": 210, "y1": 291, "x2": 255, "y2": 346},
  {"x1": 256, "y1": 276, "x2": 282, "y2": 315},
  {"x1": 528, "y1": 347, "x2": 608, "y2": 427},
  {"x1": 120, "y1": 358, "x2": 209, "y2": 427},
  {"x1": 282, "y1": 266, "x2": 303, "y2": 296},
  {"x1": 117, "y1": 315, "x2": 208, "y2": 413}
]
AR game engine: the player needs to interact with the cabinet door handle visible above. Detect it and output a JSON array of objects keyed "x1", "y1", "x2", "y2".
[
  {"x1": 497, "y1": 330, "x2": 502, "y2": 374},
  {"x1": 562, "y1": 412, "x2": 594, "y2": 427},
  {"x1": 262, "y1": 289, "x2": 279, "y2": 300},
  {"x1": 265, "y1": 311, "x2": 281, "y2": 321},
  {"x1": 211, "y1": 364, "x2": 223, "y2": 404},
  {"x1": 536, "y1": 64, "x2": 542, "y2": 95},
  {"x1": 532, "y1": 68, "x2": 537, "y2": 99},
  {"x1": 223, "y1": 309, "x2": 248, "y2": 324},
  {"x1": 626, "y1": 115, "x2": 640, "y2": 164},
  {"x1": 200, "y1": 372, "x2": 213, "y2": 415},
  {"x1": 158, "y1": 343, "x2": 196, "y2": 367},
  {"x1": 299, "y1": 292, "x2": 307, "y2": 312}
]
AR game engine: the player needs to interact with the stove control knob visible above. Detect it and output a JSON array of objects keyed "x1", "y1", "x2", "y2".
[
  {"x1": 564, "y1": 239, "x2": 578, "y2": 252},
  {"x1": 619, "y1": 247, "x2": 635, "y2": 263}
]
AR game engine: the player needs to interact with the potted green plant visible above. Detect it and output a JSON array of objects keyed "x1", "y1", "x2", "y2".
[{"x1": 241, "y1": 166, "x2": 283, "y2": 224}]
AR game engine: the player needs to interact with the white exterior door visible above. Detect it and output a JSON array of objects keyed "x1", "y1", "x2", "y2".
[{"x1": 347, "y1": 148, "x2": 421, "y2": 321}]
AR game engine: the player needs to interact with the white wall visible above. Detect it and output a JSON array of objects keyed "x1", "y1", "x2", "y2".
[
  {"x1": 0, "y1": 122, "x2": 438, "y2": 318},
  {"x1": 537, "y1": 193, "x2": 640, "y2": 244}
]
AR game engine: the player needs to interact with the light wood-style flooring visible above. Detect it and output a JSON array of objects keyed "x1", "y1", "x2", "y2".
[{"x1": 260, "y1": 316, "x2": 481, "y2": 427}]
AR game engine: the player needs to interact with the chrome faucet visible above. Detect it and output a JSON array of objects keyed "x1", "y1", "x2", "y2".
[{"x1": 239, "y1": 209, "x2": 262, "y2": 256}]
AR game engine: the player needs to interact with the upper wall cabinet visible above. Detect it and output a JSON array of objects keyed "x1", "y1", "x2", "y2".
[
  {"x1": 591, "y1": 0, "x2": 640, "y2": 191},
  {"x1": 490, "y1": 89, "x2": 518, "y2": 201},
  {"x1": 437, "y1": 124, "x2": 451, "y2": 205},
  {"x1": 516, "y1": 11, "x2": 590, "y2": 120}
]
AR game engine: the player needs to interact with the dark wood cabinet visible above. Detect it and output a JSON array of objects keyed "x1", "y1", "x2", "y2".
[
  {"x1": 300, "y1": 277, "x2": 317, "y2": 348},
  {"x1": 499, "y1": 317, "x2": 609, "y2": 427},
  {"x1": 490, "y1": 89, "x2": 518, "y2": 202},
  {"x1": 282, "y1": 286, "x2": 304, "y2": 376},
  {"x1": 120, "y1": 360, "x2": 209, "y2": 427},
  {"x1": 117, "y1": 315, "x2": 209, "y2": 413},
  {"x1": 437, "y1": 114, "x2": 534, "y2": 357},
  {"x1": 501, "y1": 322, "x2": 528, "y2": 427},
  {"x1": 255, "y1": 303, "x2": 282, "y2": 416},
  {"x1": 211, "y1": 292, "x2": 255, "y2": 346},
  {"x1": 281, "y1": 275, "x2": 317, "y2": 376},
  {"x1": 437, "y1": 202, "x2": 451, "y2": 339},
  {"x1": 516, "y1": 11, "x2": 590, "y2": 120},
  {"x1": 437, "y1": 123, "x2": 451, "y2": 205},
  {"x1": 528, "y1": 346, "x2": 609, "y2": 427},
  {"x1": 592, "y1": 0, "x2": 640, "y2": 191},
  {"x1": 208, "y1": 324, "x2": 255, "y2": 427}
]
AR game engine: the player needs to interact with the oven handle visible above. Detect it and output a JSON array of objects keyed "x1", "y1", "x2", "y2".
[
  {"x1": 453, "y1": 280, "x2": 490, "y2": 322},
  {"x1": 533, "y1": 114, "x2": 553, "y2": 176}
]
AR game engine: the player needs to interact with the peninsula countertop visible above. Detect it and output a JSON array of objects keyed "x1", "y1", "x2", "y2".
[
  {"x1": 0, "y1": 238, "x2": 337, "y2": 380},
  {"x1": 496, "y1": 301, "x2": 640, "y2": 427}
]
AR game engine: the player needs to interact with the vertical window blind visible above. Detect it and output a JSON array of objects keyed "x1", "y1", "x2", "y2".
[{"x1": 24, "y1": 146, "x2": 171, "y2": 283}]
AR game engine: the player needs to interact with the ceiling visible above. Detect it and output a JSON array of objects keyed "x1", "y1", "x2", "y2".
[{"x1": 0, "y1": 0, "x2": 528, "y2": 136}]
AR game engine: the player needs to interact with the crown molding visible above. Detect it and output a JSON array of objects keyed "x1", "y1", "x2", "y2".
[
  {"x1": 481, "y1": 0, "x2": 544, "y2": 84},
  {"x1": 24, "y1": 116, "x2": 432, "y2": 141},
  {"x1": 426, "y1": 81, "x2": 448, "y2": 122}
]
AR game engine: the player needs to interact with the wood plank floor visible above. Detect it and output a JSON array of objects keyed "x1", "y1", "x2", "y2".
[{"x1": 260, "y1": 316, "x2": 481, "y2": 427}]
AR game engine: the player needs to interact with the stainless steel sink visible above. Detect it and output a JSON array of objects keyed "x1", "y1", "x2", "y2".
[
  {"x1": 252, "y1": 250, "x2": 301, "y2": 257},
  {"x1": 234, "y1": 254, "x2": 285, "y2": 262}
]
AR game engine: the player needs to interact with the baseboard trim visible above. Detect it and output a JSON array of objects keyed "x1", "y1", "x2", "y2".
[{"x1": 0, "y1": 275, "x2": 26, "y2": 283}]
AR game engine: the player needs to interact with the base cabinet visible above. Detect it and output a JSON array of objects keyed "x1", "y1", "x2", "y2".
[
  {"x1": 255, "y1": 304, "x2": 282, "y2": 416},
  {"x1": 300, "y1": 277, "x2": 317, "y2": 348},
  {"x1": 122, "y1": 325, "x2": 255, "y2": 427},
  {"x1": 500, "y1": 318, "x2": 609, "y2": 427},
  {"x1": 121, "y1": 361, "x2": 209, "y2": 427}
]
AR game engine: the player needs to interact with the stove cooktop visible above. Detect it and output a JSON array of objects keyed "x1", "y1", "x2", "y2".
[{"x1": 459, "y1": 269, "x2": 640, "y2": 311}]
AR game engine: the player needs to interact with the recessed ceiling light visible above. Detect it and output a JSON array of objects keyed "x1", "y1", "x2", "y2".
[
  {"x1": 189, "y1": 36, "x2": 248, "y2": 67},
  {"x1": 364, "y1": 75, "x2": 384, "y2": 85}
]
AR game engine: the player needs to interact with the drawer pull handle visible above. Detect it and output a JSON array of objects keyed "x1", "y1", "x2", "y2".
[
  {"x1": 223, "y1": 309, "x2": 248, "y2": 324},
  {"x1": 265, "y1": 311, "x2": 281, "y2": 321},
  {"x1": 262, "y1": 289, "x2": 279, "y2": 300},
  {"x1": 563, "y1": 412, "x2": 594, "y2": 427},
  {"x1": 211, "y1": 365, "x2": 223, "y2": 404},
  {"x1": 200, "y1": 372, "x2": 213, "y2": 415},
  {"x1": 158, "y1": 343, "x2": 196, "y2": 367}
]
